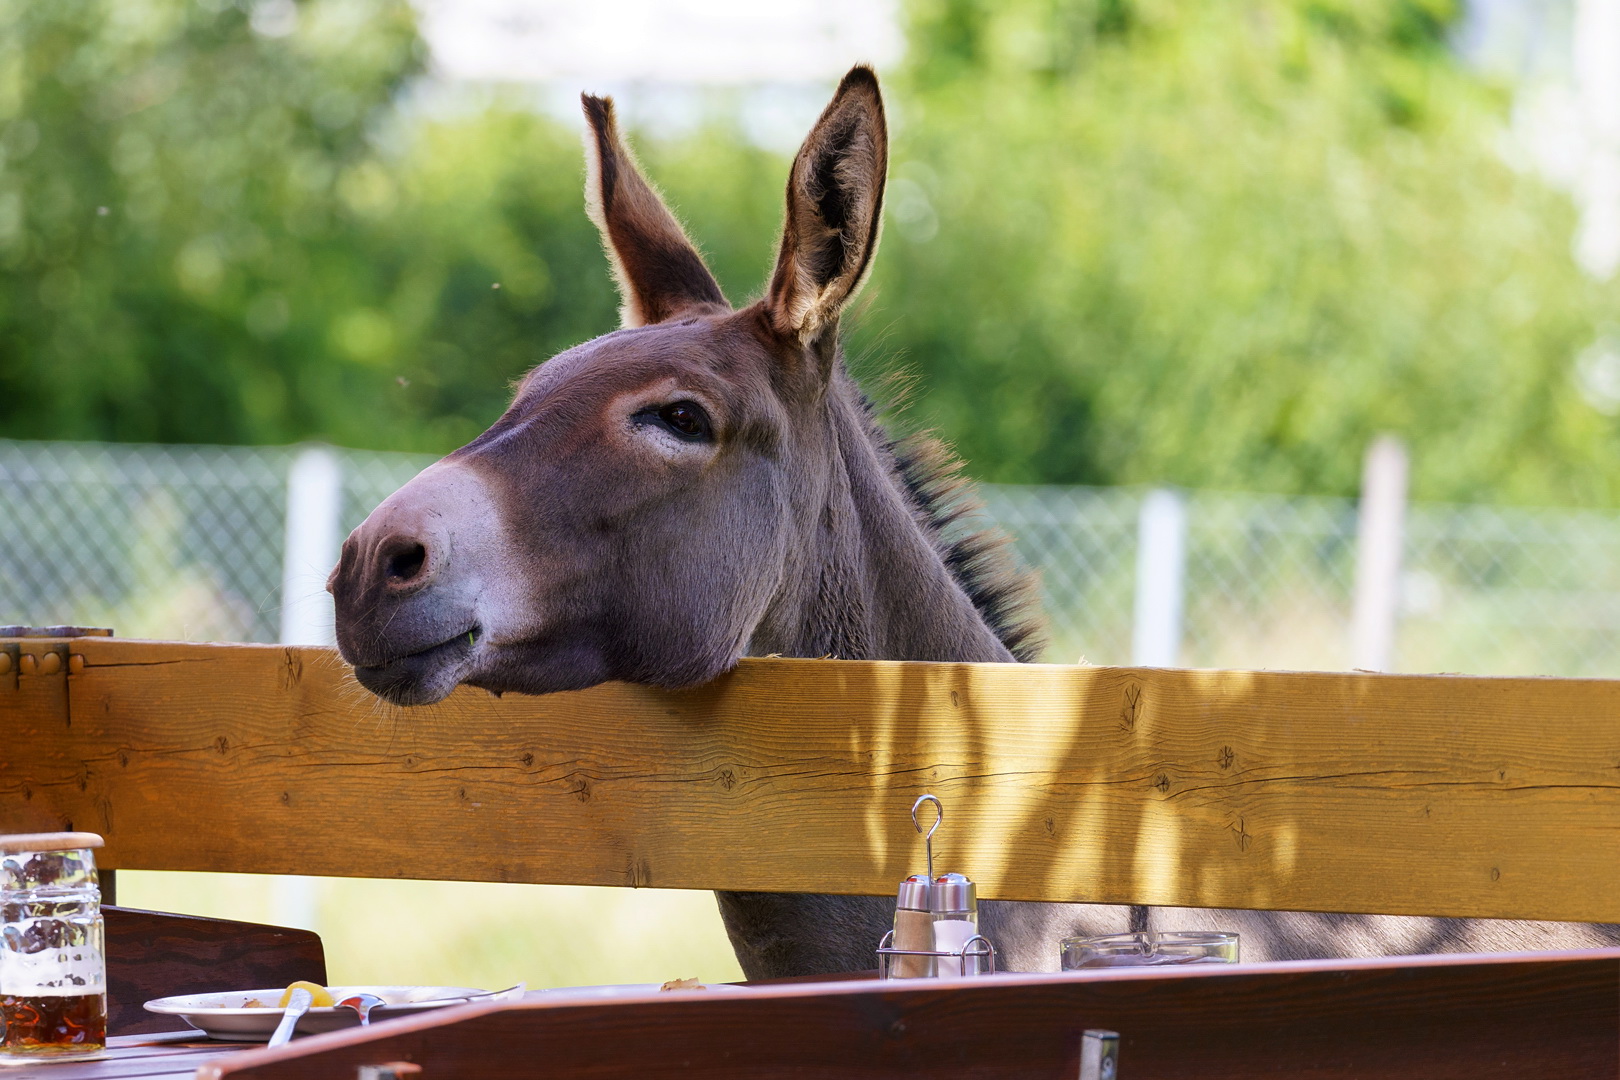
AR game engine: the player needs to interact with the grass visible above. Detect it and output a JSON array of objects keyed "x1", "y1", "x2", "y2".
[{"x1": 119, "y1": 872, "x2": 746, "y2": 990}]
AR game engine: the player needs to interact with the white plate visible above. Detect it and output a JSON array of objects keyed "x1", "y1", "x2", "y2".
[{"x1": 143, "y1": 985, "x2": 490, "y2": 1041}]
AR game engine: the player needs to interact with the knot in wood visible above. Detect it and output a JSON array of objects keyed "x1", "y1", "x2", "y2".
[
  {"x1": 627, "y1": 856, "x2": 652, "y2": 888},
  {"x1": 1230, "y1": 817, "x2": 1253, "y2": 852},
  {"x1": 1119, "y1": 682, "x2": 1141, "y2": 732},
  {"x1": 279, "y1": 648, "x2": 303, "y2": 690}
]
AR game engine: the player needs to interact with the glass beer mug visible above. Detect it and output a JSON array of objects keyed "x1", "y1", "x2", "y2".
[{"x1": 1, "y1": 833, "x2": 107, "y2": 1063}]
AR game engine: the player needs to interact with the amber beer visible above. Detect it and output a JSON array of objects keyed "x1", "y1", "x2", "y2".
[
  {"x1": 1, "y1": 992, "x2": 106, "y2": 1056},
  {"x1": 1, "y1": 833, "x2": 109, "y2": 1065}
]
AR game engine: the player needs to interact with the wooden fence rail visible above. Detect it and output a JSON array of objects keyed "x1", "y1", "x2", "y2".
[{"x1": 5, "y1": 637, "x2": 1620, "y2": 923}]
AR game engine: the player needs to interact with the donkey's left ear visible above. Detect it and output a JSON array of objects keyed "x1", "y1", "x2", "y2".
[
  {"x1": 582, "y1": 94, "x2": 728, "y2": 327},
  {"x1": 765, "y1": 66, "x2": 888, "y2": 345}
]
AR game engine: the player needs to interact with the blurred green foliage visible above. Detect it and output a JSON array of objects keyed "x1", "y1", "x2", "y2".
[
  {"x1": 876, "y1": 0, "x2": 1620, "y2": 503},
  {"x1": 2, "y1": 0, "x2": 1617, "y2": 504},
  {"x1": 1, "y1": 0, "x2": 423, "y2": 443}
]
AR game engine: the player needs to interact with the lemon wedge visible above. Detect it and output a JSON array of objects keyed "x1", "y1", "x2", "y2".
[{"x1": 277, "y1": 980, "x2": 335, "y2": 1008}]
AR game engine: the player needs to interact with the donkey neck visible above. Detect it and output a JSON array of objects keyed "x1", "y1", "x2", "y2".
[{"x1": 749, "y1": 372, "x2": 1014, "y2": 665}]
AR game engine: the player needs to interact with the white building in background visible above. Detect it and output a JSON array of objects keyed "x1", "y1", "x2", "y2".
[
  {"x1": 1459, "y1": 0, "x2": 1620, "y2": 414},
  {"x1": 1571, "y1": 0, "x2": 1620, "y2": 279},
  {"x1": 408, "y1": 0, "x2": 903, "y2": 148},
  {"x1": 1457, "y1": 0, "x2": 1620, "y2": 280},
  {"x1": 409, "y1": 0, "x2": 1618, "y2": 275},
  {"x1": 415, "y1": 0, "x2": 901, "y2": 85}
]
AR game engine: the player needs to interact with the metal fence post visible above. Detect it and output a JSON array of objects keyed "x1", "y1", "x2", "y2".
[
  {"x1": 1132, "y1": 488, "x2": 1187, "y2": 667},
  {"x1": 279, "y1": 445, "x2": 342, "y2": 647},
  {"x1": 1351, "y1": 435, "x2": 1408, "y2": 671},
  {"x1": 276, "y1": 445, "x2": 341, "y2": 932}
]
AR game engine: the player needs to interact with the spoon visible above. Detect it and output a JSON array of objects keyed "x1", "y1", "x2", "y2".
[
  {"x1": 334, "y1": 992, "x2": 386, "y2": 1026},
  {"x1": 267, "y1": 986, "x2": 312, "y2": 1048}
]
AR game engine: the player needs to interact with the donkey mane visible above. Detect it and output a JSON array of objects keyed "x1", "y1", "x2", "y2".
[
  {"x1": 335, "y1": 63, "x2": 1620, "y2": 980},
  {"x1": 854, "y1": 386, "x2": 1047, "y2": 663}
]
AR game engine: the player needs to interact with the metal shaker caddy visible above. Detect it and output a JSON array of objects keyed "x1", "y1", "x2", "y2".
[{"x1": 877, "y1": 794, "x2": 995, "y2": 978}]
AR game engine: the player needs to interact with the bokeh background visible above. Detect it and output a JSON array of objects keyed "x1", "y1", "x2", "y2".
[{"x1": 5, "y1": 0, "x2": 1620, "y2": 990}]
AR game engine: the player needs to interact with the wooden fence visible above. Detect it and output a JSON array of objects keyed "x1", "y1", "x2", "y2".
[{"x1": 6, "y1": 636, "x2": 1620, "y2": 923}]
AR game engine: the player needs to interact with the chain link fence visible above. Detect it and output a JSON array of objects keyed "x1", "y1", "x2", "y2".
[
  {"x1": 0, "y1": 440, "x2": 434, "y2": 645},
  {"x1": 4, "y1": 438, "x2": 1618, "y2": 677}
]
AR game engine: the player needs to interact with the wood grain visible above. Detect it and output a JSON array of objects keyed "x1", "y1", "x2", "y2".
[
  {"x1": 1, "y1": 638, "x2": 77, "y2": 832},
  {"x1": 104, "y1": 907, "x2": 327, "y2": 1035},
  {"x1": 7, "y1": 638, "x2": 1620, "y2": 921},
  {"x1": 45, "y1": 1032, "x2": 249, "y2": 1080},
  {"x1": 198, "y1": 951, "x2": 1620, "y2": 1080}
]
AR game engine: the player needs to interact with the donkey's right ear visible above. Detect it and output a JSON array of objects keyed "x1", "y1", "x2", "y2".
[
  {"x1": 581, "y1": 94, "x2": 728, "y2": 327},
  {"x1": 764, "y1": 66, "x2": 888, "y2": 345}
]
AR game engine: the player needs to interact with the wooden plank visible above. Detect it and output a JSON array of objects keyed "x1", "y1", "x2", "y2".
[
  {"x1": 199, "y1": 951, "x2": 1620, "y2": 1080},
  {"x1": 105, "y1": 907, "x2": 327, "y2": 1035},
  {"x1": 0, "y1": 638, "x2": 79, "y2": 832},
  {"x1": 7, "y1": 637, "x2": 1620, "y2": 921},
  {"x1": 43, "y1": 1033, "x2": 246, "y2": 1080}
]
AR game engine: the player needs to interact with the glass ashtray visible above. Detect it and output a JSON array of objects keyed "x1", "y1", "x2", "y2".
[{"x1": 1060, "y1": 931, "x2": 1238, "y2": 970}]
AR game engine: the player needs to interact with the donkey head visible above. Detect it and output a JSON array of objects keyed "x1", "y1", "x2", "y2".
[{"x1": 330, "y1": 68, "x2": 888, "y2": 705}]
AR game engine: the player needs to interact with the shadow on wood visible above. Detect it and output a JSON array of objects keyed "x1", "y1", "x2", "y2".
[
  {"x1": 10, "y1": 637, "x2": 1620, "y2": 924},
  {"x1": 106, "y1": 907, "x2": 326, "y2": 1035}
]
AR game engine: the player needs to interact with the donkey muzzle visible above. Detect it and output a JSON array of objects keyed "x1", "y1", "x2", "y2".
[{"x1": 330, "y1": 460, "x2": 510, "y2": 702}]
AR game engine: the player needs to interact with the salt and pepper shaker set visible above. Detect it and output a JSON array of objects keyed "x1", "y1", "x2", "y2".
[{"x1": 881, "y1": 794, "x2": 993, "y2": 978}]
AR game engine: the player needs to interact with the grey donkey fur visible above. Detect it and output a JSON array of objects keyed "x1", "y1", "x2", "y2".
[{"x1": 330, "y1": 67, "x2": 1620, "y2": 978}]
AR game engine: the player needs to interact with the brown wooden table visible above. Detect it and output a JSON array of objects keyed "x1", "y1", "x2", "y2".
[
  {"x1": 23, "y1": 1032, "x2": 251, "y2": 1080},
  {"x1": 45, "y1": 949, "x2": 1620, "y2": 1080}
]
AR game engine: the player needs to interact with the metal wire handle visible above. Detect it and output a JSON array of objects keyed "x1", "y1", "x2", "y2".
[
  {"x1": 876, "y1": 929, "x2": 997, "y2": 978},
  {"x1": 911, "y1": 793, "x2": 943, "y2": 879}
]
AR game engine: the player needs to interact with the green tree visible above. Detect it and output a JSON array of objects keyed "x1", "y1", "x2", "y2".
[
  {"x1": 0, "y1": 0, "x2": 425, "y2": 443},
  {"x1": 859, "y1": 0, "x2": 1620, "y2": 504},
  {"x1": 4, "y1": 0, "x2": 1618, "y2": 508},
  {"x1": 0, "y1": 1, "x2": 786, "y2": 454}
]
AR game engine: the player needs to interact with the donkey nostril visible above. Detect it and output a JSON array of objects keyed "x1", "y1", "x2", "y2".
[{"x1": 384, "y1": 541, "x2": 428, "y2": 585}]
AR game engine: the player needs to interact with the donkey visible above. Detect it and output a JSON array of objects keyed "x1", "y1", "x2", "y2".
[{"x1": 330, "y1": 67, "x2": 1620, "y2": 977}]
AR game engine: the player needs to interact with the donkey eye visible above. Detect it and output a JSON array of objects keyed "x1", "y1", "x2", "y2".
[{"x1": 649, "y1": 401, "x2": 712, "y2": 441}]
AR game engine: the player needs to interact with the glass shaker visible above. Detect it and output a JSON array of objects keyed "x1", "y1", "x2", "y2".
[
  {"x1": 1, "y1": 833, "x2": 107, "y2": 1064},
  {"x1": 890, "y1": 874, "x2": 936, "y2": 978},
  {"x1": 930, "y1": 872, "x2": 980, "y2": 977}
]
